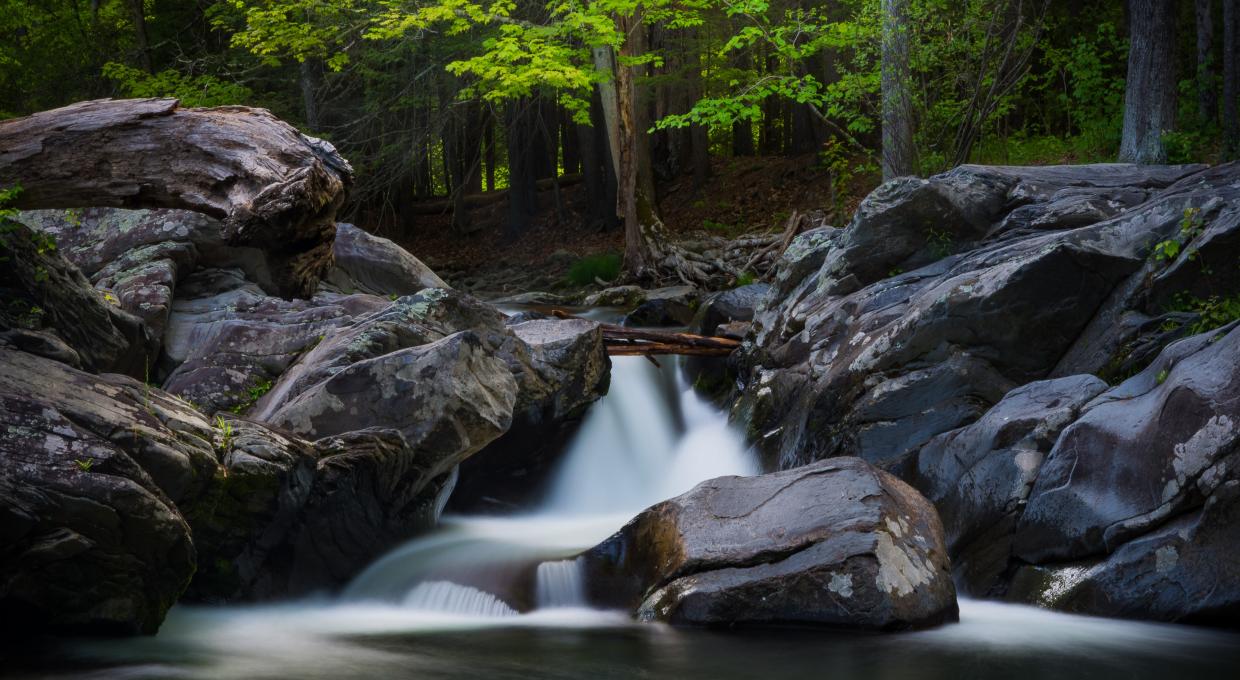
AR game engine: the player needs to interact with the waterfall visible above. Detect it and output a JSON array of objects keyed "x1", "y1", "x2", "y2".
[
  {"x1": 535, "y1": 558, "x2": 586, "y2": 609},
  {"x1": 402, "y1": 581, "x2": 517, "y2": 617},
  {"x1": 343, "y1": 354, "x2": 758, "y2": 614}
]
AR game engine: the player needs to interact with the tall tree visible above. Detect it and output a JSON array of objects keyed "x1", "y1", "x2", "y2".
[
  {"x1": 1198, "y1": 0, "x2": 1219, "y2": 125},
  {"x1": 1118, "y1": 0, "x2": 1178, "y2": 163},
  {"x1": 881, "y1": 0, "x2": 917, "y2": 178},
  {"x1": 1225, "y1": 0, "x2": 1240, "y2": 155}
]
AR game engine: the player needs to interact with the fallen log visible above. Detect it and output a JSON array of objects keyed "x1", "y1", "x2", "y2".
[
  {"x1": 552, "y1": 309, "x2": 741, "y2": 356},
  {"x1": 0, "y1": 98, "x2": 352, "y2": 297}
]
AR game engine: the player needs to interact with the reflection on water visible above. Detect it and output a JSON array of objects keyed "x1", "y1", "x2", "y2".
[{"x1": 25, "y1": 600, "x2": 1240, "y2": 680}]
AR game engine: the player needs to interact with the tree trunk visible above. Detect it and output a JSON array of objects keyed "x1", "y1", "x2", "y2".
[
  {"x1": 503, "y1": 101, "x2": 539, "y2": 240},
  {"x1": 1199, "y1": 0, "x2": 1219, "y2": 125},
  {"x1": 300, "y1": 59, "x2": 321, "y2": 130},
  {"x1": 0, "y1": 98, "x2": 351, "y2": 296},
  {"x1": 127, "y1": 0, "x2": 152, "y2": 73},
  {"x1": 1225, "y1": 0, "x2": 1240, "y2": 156},
  {"x1": 1119, "y1": 0, "x2": 1178, "y2": 164},
  {"x1": 881, "y1": 0, "x2": 918, "y2": 178}
]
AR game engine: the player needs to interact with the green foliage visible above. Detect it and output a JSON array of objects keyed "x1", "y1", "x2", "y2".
[
  {"x1": 215, "y1": 415, "x2": 236, "y2": 451},
  {"x1": 1152, "y1": 207, "x2": 1205, "y2": 263},
  {"x1": 925, "y1": 227, "x2": 954, "y2": 259},
  {"x1": 1167, "y1": 293, "x2": 1240, "y2": 337},
  {"x1": 734, "y1": 271, "x2": 756, "y2": 287},
  {"x1": 229, "y1": 378, "x2": 275, "y2": 414},
  {"x1": 102, "y1": 62, "x2": 254, "y2": 107},
  {"x1": 566, "y1": 252, "x2": 621, "y2": 286},
  {"x1": 73, "y1": 458, "x2": 94, "y2": 472}
]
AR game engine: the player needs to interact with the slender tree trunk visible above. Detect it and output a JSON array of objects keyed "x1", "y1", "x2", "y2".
[
  {"x1": 1119, "y1": 0, "x2": 1178, "y2": 164},
  {"x1": 1225, "y1": 0, "x2": 1240, "y2": 155},
  {"x1": 127, "y1": 0, "x2": 152, "y2": 72},
  {"x1": 300, "y1": 59, "x2": 321, "y2": 130},
  {"x1": 1198, "y1": 0, "x2": 1219, "y2": 125},
  {"x1": 881, "y1": 0, "x2": 917, "y2": 178},
  {"x1": 484, "y1": 116, "x2": 496, "y2": 192}
]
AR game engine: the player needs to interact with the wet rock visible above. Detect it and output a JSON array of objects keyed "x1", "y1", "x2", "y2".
[
  {"x1": 584, "y1": 285, "x2": 646, "y2": 308},
  {"x1": 740, "y1": 163, "x2": 1214, "y2": 473},
  {"x1": 912, "y1": 374, "x2": 1109, "y2": 594},
  {"x1": 451, "y1": 318, "x2": 610, "y2": 511},
  {"x1": 1014, "y1": 322, "x2": 1240, "y2": 566},
  {"x1": 692, "y1": 283, "x2": 770, "y2": 336},
  {"x1": 581, "y1": 458, "x2": 957, "y2": 630},
  {"x1": 321, "y1": 223, "x2": 446, "y2": 296},
  {"x1": 0, "y1": 349, "x2": 206, "y2": 636}
]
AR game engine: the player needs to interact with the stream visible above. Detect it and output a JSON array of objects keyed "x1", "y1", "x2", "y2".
[{"x1": 11, "y1": 353, "x2": 1240, "y2": 679}]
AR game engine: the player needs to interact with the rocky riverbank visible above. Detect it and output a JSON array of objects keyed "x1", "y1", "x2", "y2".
[{"x1": 2, "y1": 100, "x2": 1237, "y2": 639}]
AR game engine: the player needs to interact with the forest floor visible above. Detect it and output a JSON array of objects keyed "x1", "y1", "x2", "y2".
[{"x1": 391, "y1": 153, "x2": 879, "y2": 296}]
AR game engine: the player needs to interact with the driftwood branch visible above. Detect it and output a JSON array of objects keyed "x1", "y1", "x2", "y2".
[
  {"x1": 552, "y1": 310, "x2": 741, "y2": 357},
  {"x1": 0, "y1": 98, "x2": 353, "y2": 296}
]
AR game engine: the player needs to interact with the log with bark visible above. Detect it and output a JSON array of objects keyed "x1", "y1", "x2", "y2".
[
  {"x1": 553, "y1": 310, "x2": 741, "y2": 356},
  {"x1": 0, "y1": 98, "x2": 352, "y2": 297}
]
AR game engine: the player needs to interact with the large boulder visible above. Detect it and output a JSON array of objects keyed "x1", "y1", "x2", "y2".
[
  {"x1": 1005, "y1": 323, "x2": 1240, "y2": 623},
  {"x1": 321, "y1": 222, "x2": 447, "y2": 296},
  {"x1": 450, "y1": 318, "x2": 610, "y2": 511},
  {"x1": 160, "y1": 268, "x2": 386, "y2": 414},
  {"x1": 912, "y1": 374, "x2": 1109, "y2": 594},
  {"x1": 0, "y1": 349, "x2": 208, "y2": 636},
  {"x1": 249, "y1": 288, "x2": 610, "y2": 514},
  {"x1": 580, "y1": 458, "x2": 957, "y2": 630},
  {"x1": 739, "y1": 163, "x2": 1213, "y2": 473}
]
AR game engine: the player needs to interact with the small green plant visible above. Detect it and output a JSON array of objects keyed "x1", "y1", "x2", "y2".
[
  {"x1": 1155, "y1": 369, "x2": 1169, "y2": 385},
  {"x1": 925, "y1": 228, "x2": 955, "y2": 259},
  {"x1": 1152, "y1": 207, "x2": 1205, "y2": 263},
  {"x1": 73, "y1": 458, "x2": 94, "y2": 472},
  {"x1": 734, "y1": 271, "x2": 756, "y2": 287},
  {"x1": 215, "y1": 416, "x2": 235, "y2": 451},
  {"x1": 566, "y1": 253, "x2": 621, "y2": 286},
  {"x1": 388, "y1": 293, "x2": 399, "y2": 301},
  {"x1": 229, "y1": 378, "x2": 274, "y2": 414}
]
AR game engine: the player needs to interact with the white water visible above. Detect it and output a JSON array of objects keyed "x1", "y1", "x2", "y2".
[
  {"x1": 343, "y1": 355, "x2": 758, "y2": 615},
  {"x1": 535, "y1": 558, "x2": 586, "y2": 609},
  {"x1": 43, "y1": 349, "x2": 1240, "y2": 680},
  {"x1": 402, "y1": 581, "x2": 518, "y2": 617}
]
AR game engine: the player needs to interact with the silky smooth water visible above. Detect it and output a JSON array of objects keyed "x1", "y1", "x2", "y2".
[{"x1": 11, "y1": 356, "x2": 1240, "y2": 679}]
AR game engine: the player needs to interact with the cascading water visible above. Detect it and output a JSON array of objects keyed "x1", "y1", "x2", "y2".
[
  {"x1": 343, "y1": 353, "x2": 759, "y2": 616},
  {"x1": 38, "y1": 321, "x2": 1240, "y2": 680},
  {"x1": 534, "y1": 558, "x2": 586, "y2": 609}
]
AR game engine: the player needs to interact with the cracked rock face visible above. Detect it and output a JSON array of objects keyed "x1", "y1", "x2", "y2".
[
  {"x1": 579, "y1": 457, "x2": 957, "y2": 630},
  {"x1": 738, "y1": 163, "x2": 1212, "y2": 474}
]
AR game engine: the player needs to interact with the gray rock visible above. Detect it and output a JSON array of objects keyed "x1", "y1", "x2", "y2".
[
  {"x1": 0, "y1": 218, "x2": 153, "y2": 377},
  {"x1": 451, "y1": 318, "x2": 610, "y2": 511},
  {"x1": 1014, "y1": 322, "x2": 1240, "y2": 565},
  {"x1": 321, "y1": 223, "x2": 446, "y2": 296},
  {"x1": 740, "y1": 163, "x2": 1216, "y2": 473},
  {"x1": 912, "y1": 374, "x2": 1109, "y2": 594},
  {"x1": 581, "y1": 458, "x2": 958, "y2": 630},
  {"x1": 0, "y1": 349, "x2": 206, "y2": 636},
  {"x1": 160, "y1": 268, "x2": 385, "y2": 414},
  {"x1": 693, "y1": 283, "x2": 770, "y2": 336}
]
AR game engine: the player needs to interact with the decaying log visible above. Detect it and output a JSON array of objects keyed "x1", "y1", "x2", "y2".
[
  {"x1": 552, "y1": 309, "x2": 741, "y2": 356},
  {"x1": 0, "y1": 98, "x2": 352, "y2": 297}
]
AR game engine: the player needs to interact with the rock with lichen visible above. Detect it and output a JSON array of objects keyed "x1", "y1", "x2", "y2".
[{"x1": 580, "y1": 457, "x2": 958, "y2": 630}]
